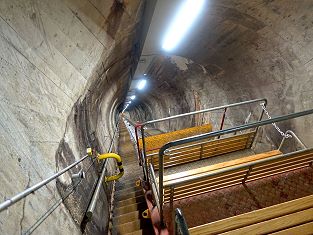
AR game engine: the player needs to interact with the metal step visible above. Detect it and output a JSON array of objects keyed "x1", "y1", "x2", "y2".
[
  {"x1": 115, "y1": 189, "x2": 143, "y2": 201},
  {"x1": 114, "y1": 201, "x2": 146, "y2": 216},
  {"x1": 113, "y1": 211, "x2": 140, "y2": 225},
  {"x1": 125, "y1": 230, "x2": 142, "y2": 235},
  {"x1": 115, "y1": 195, "x2": 145, "y2": 208}
]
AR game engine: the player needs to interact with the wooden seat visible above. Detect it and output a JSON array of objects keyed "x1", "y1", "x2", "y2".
[
  {"x1": 138, "y1": 123, "x2": 213, "y2": 169},
  {"x1": 163, "y1": 150, "x2": 282, "y2": 203},
  {"x1": 143, "y1": 128, "x2": 256, "y2": 170},
  {"x1": 189, "y1": 194, "x2": 313, "y2": 235}
]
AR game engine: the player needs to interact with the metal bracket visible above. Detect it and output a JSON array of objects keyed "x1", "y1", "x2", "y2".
[
  {"x1": 142, "y1": 209, "x2": 151, "y2": 219},
  {"x1": 71, "y1": 170, "x2": 86, "y2": 186}
]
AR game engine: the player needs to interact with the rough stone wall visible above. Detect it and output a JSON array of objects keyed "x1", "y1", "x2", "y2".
[
  {"x1": 0, "y1": 0, "x2": 144, "y2": 234},
  {"x1": 128, "y1": 0, "x2": 313, "y2": 151}
]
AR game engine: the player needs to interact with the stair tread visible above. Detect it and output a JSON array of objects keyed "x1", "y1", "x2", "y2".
[
  {"x1": 115, "y1": 184, "x2": 140, "y2": 191},
  {"x1": 125, "y1": 230, "x2": 142, "y2": 235},
  {"x1": 113, "y1": 219, "x2": 141, "y2": 234},
  {"x1": 115, "y1": 195, "x2": 145, "y2": 207},
  {"x1": 113, "y1": 211, "x2": 140, "y2": 224},
  {"x1": 114, "y1": 201, "x2": 146, "y2": 216},
  {"x1": 115, "y1": 190, "x2": 143, "y2": 201},
  {"x1": 115, "y1": 186, "x2": 142, "y2": 195}
]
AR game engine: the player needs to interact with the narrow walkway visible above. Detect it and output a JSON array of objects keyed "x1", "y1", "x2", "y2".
[{"x1": 112, "y1": 121, "x2": 153, "y2": 235}]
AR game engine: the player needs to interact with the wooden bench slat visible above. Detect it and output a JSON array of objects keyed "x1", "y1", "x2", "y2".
[
  {"x1": 270, "y1": 221, "x2": 313, "y2": 235},
  {"x1": 163, "y1": 170, "x2": 246, "y2": 192},
  {"x1": 163, "y1": 150, "x2": 281, "y2": 186},
  {"x1": 221, "y1": 207, "x2": 313, "y2": 235},
  {"x1": 189, "y1": 194, "x2": 313, "y2": 235},
  {"x1": 250, "y1": 158, "x2": 313, "y2": 175},
  {"x1": 253, "y1": 152, "x2": 313, "y2": 170},
  {"x1": 151, "y1": 143, "x2": 247, "y2": 165},
  {"x1": 164, "y1": 181, "x2": 242, "y2": 203},
  {"x1": 164, "y1": 175, "x2": 244, "y2": 196},
  {"x1": 147, "y1": 131, "x2": 255, "y2": 169},
  {"x1": 164, "y1": 180, "x2": 243, "y2": 201},
  {"x1": 167, "y1": 132, "x2": 253, "y2": 154},
  {"x1": 166, "y1": 142, "x2": 247, "y2": 159},
  {"x1": 160, "y1": 145, "x2": 250, "y2": 167},
  {"x1": 248, "y1": 162, "x2": 310, "y2": 180}
]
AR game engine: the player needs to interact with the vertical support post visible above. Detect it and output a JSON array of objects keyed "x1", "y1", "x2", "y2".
[
  {"x1": 218, "y1": 107, "x2": 227, "y2": 139},
  {"x1": 141, "y1": 125, "x2": 149, "y2": 184},
  {"x1": 251, "y1": 100, "x2": 268, "y2": 148},
  {"x1": 135, "y1": 123, "x2": 142, "y2": 165},
  {"x1": 170, "y1": 187, "x2": 175, "y2": 235},
  {"x1": 159, "y1": 150, "x2": 164, "y2": 227},
  {"x1": 242, "y1": 166, "x2": 253, "y2": 184}
]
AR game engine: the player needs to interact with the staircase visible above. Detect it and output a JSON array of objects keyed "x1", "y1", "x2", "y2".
[{"x1": 111, "y1": 123, "x2": 153, "y2": 235}]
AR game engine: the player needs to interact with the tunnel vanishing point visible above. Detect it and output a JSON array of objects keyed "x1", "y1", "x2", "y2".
[{"x1": 1, "y1": 0, "x2": 313, "y2": 235}]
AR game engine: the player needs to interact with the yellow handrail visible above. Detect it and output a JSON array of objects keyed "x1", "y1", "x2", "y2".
[{"x1": 97, "y1": 153, "x2": 124, "y2": 182}]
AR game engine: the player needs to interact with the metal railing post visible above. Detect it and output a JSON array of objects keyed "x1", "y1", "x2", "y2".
[
  {"x1": 218, "y1": 107, "x2": 227, "y2": 139},
  {"x1": 159, "y1": 148, "x2": 165, "y2": 227},
  {"x1": 134, "y1": 123, "x2": 142, "y2": 165},
  {"x1": 86, "y1": 120, "x2": 120, "y2": 220},
  {"x1": 219, "y1": 107, "x2": 227, "y2": 131},
  {"x1": 140, "y1": 125, "x2": 149, "y2": 183}
]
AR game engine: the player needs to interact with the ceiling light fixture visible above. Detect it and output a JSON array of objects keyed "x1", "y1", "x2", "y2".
[
  {"x1": 162, "y1": 0, "x2": 205, "y2": 51},
  {"x1": 130, "y1": 95, "x2": 136, "y2": 100},
  {"x1": 137, "y1": 79, "x2": 147, "y2": 90}
]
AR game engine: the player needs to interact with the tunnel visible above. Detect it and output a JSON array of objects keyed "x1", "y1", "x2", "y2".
[{"x1": 1, "y1": 0, "x2": 313, "y2": 234}]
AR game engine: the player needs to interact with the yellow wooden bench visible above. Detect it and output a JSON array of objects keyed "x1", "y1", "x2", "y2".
[
  {"x1": 151, "y1": 131, "x2": 256, "y2": 169},
  {"x1": 138, "y1": 123, "x2": 213, "y2": 169},
  {"x1": 189, "y1": 194, "x2": 313, "y2": 235},
  {"x1": 139, "y1": 122, "x2": 257, "y2": 170}
]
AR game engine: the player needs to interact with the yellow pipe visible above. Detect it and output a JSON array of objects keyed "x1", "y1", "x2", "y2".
[{"x1": 97, "y1": 153, "x2": 124, "y2": 182}]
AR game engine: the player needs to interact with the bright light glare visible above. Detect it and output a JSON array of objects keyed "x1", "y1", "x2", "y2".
[
  {"x1": 162, "y1": 0, "x2": 205, "y2": 51},
  {"x1": 130, "y1": 95, "x2": 136, "y2": 100},
  {"x1": 137, "y1": 79, "x2": 147, "y2": 90}
]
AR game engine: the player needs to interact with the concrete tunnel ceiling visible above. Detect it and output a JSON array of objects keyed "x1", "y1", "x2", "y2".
[{"x1": 127, "y1": 0, "x2": 313, "y2": 147}]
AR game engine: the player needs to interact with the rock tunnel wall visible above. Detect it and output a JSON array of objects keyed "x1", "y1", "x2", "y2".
[
  {"x1": 0, "y1": 0, "x2": 144, "y2": 234},
  {"x1": 128, "y1": 0, "x2": 313, "y2": 151}
]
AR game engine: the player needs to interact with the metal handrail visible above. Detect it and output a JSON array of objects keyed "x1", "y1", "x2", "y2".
[
  {"x1": 142, "y1": 98, "x2": 267, "y2": 125},
  {"x1": 174, "y1": 208, "x2": 190, "y2": 235},
  {"x1": 86, "y1": 120, "x2": 120, "y2": 220},
  {"x1": 0, "y1": 154, "x2": 89, "y2": 212},
  {"x1": 279, "y1": 130, "x2": 307, "y2": 151},
  {"x1": 0, "y1": 121, "x2": 120, "y2": 216},
  {"x1": 157, "y1": 108, "x2": 313, "y2": 224}
]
